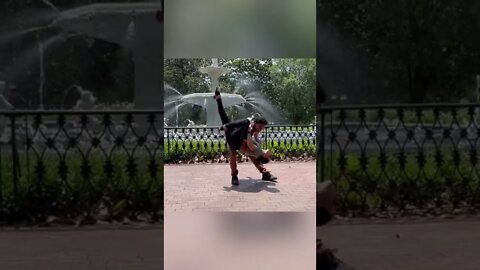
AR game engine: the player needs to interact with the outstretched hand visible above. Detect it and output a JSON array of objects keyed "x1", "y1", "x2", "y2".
[{"x1": 213, "y1": 87, "x2": 221, "y2": 100}]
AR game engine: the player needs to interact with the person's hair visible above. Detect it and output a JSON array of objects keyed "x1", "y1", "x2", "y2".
[
  {"x1": 257, "y1": 155, "x2": 270, "y2": 164},
  {"x1": 253, "y1": 116, "x2": 268, "y2": 125}
]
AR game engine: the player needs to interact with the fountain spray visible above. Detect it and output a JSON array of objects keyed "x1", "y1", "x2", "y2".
[{"x1": 40, "y1": 0, "x2": 61, "y2": 13}]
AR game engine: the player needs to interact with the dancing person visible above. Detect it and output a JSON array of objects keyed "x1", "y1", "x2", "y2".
[{"x1": 214, "y1": 87, "x2": 277, "y2": 185}]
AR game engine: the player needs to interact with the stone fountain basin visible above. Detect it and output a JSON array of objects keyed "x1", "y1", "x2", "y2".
[
  {"x1": 180, "y1": 93, "x2": 247, "y2": 108},
  {"x1": 53, "y1": 3, "x2": 162, "y2": 49}
]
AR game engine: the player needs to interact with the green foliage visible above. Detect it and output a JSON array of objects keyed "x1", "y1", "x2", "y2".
[
  {"x1": 222, "y1": 58, "x2": 273, "y2": 91},
  {"x1": 268, "y1": 59, "x2": 316, "y2": 124},
  {"x1": 0, "y1": 152, "x2": 163, "y2": 224},
  {"x1": 164, "y1": 136, "x2": 316, "y2": 164},
  {"x1": 164, "y1": 59, "x2": 210, "y2": 94},
  {"x1": 319, "y1": 149, "x2": 480, "y2": 214}
]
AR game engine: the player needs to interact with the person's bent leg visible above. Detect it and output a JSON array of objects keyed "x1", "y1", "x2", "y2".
[
  {"x1": 230, "y1": 149, "x2": 238, "y2": 175},
  {"x1": 249, "y1": 156, "x2": 268, "y2": 174},
  {"x1": 250, "y1": 155, "x2": 278, "y2": 181}
]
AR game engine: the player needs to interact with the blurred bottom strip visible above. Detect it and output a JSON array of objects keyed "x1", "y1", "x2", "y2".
[{"x1": 164, "y1": 212, "x2": 315, "y2": 270}]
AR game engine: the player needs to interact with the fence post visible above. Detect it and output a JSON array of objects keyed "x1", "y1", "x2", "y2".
[
  {"x1": 0, "y1": 142, "x2": 2, "y2": 206},
  {"x1": 265, "y1": 126, "x2": 269, "y2": 149},
  {"x1": 10, "y1": 116, "x2": 19, "y2": 198},
  {"x1": 319, "y1": 111, "x2": 326, "y2": 182},
  {"x1": 166, "y1": 127, "x2": 170, "y2": 158}
]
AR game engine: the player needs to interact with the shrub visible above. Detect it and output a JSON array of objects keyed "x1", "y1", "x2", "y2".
[
  {"x1": 0, "y1": 152, "x2": 163, "y2": 225},
  {"x1": 164, "y1": 137, "x2": 315, "y2": 163},
  {"x1": 318, "y1": 149, "x2": 480, "y2": 215}
]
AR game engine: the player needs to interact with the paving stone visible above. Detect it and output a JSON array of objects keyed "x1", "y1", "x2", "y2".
[
  {"x1": 319, "y1": 220, "x2": 480, "y2": 270},
  {"x1": 0, "y1": 229, "x2": 163, "y2": 270},
  {"x1": 165, "y1": 162, "x2": 316, "y2": 212}
]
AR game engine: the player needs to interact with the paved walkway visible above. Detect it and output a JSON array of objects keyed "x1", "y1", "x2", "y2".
[
  {"x1": 318, "y1": 220, "x2": 480, "y2": 270},
  {"x1": 164, "y1": 161, "x2": 316, "y2": 212},
  {"x1": 0, "y1": 228, "x2": 163, "y2": 270}
]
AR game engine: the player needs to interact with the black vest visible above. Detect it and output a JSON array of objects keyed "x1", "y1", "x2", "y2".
[{"x1": 224, "y1": 119, "x2": 251, "y2": 150}]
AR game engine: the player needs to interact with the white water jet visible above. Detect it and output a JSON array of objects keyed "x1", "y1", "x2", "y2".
[
  {"x1": 41, "y1": 0, "x2": 61, "y2": 13},
  {"x1": 165, "y1": 61, "x2": 284, "y2": 127},
  {"x1": 175, "y1": 104, "x2": 179, "y2": 126}
]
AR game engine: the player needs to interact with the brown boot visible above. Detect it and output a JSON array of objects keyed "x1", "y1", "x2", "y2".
[{"x1": 231, "y1": 170, "x2": 239, "y2": 185}]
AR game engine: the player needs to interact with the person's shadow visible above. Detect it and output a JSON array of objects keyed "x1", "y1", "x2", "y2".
[{"x1": 223, "y1": 177, "x2": 280, "y2": 193}]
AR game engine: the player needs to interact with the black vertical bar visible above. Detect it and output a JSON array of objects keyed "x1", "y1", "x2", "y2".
[
  {"x1": 316, "y1": 0, "x2": 332, "y2": 181},
  {"x1": 320, "y1": 112, "x2": 326, "y2": 182},
  {"x1": 10, "y1": 116, "x2": 18, "y2": 198},
  {"x1": 25, "y1": 115, "x2": 30, "y2": 184},
  {"x1": 265, "y1": 125, "x2": 269, "y2": 149},
  {"x1": 166, "y1": 127, "x2": 170, "y2": 158},
  {"x1": 312, "y1": 124, "x2": 317, "y2": 153},
  {"x1": 0, "y1": 141, "x2": 3, "y2": 206}
]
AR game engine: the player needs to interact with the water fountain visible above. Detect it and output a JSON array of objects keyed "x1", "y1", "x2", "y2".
[
  {"x1": 1, "y1": 2, "x2": 163, "y2": 110},
  {"x1": 198, "y1": 58, "x2": 229, "y2": 92},
  {"x1": 166, "y1": 59, "x2": 281, "y2": 126},
  {"x1": 0, "y1": 3, "x2": 165, "y2": 159},
  {"x1": 52, "y1": 2, "x2": 163, "y2": 110}
]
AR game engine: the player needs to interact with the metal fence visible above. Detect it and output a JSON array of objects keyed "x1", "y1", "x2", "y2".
[
  {"x1": 0, "y1": 110, "x2": 164, "y2": 223},
  {"x1": 164, "y1": 124, "x2": 316, "y2": 163},
  {"x1": 318, "y1": 104, "x2": 480, "y2": 215}
]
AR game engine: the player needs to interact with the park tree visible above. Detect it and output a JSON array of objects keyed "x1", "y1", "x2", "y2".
[
  {"x1": 164, "y1": 58, "x2": 210, "y2": 94},
  {"x1": 221, "y1": 58, "x2": 273, "y2": 93},
  {"x1": 317, "y1": 0, "x2": 480, "y2": 103},
  {"x1": 269, "y1": 58, "x2": 316, "y2": 124}
]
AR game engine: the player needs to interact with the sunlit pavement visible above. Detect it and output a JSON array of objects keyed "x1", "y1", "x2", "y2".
[{"x1": 165, "y1": 161, "x2": 316, "y2": 212}]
